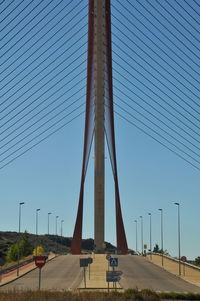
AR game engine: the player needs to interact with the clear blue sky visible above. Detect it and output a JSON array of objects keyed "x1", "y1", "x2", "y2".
[{"x1": 0, "y1": 0, "x2": 200, "y2": 260}]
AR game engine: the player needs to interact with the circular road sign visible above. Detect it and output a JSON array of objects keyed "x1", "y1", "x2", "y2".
[
  {"x1": 106, "y1": 254, "x2": 111, "y2": 261},
  {"x1": 181, "y1": 256, "x2": 187, "y2": 262},
  {"x1": 34, "y1": 256, "x2": 47, "y2": 268}
]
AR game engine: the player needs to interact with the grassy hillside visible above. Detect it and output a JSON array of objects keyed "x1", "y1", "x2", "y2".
[{"x1": 0, "y1": 231, "x2": 116, "y2": 264}]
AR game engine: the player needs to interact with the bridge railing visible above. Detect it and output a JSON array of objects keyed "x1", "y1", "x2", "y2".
[
  {"x1": 151, "y1": 253, "x2": 200, "y2": 271},
  {"x1": 0, "y1": 258, "x2": 33, "y2": 275}
]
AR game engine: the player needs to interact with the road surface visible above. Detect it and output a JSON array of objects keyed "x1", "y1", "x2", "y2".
[
  {"x1": 2, "y1": 254, "x2": 200, "y2": 292},
  {"x1": 1, "y1": 255, "x2": 83, "y2": 291},
  {"x1": 119, "y1": 255, "x2": 200, "y2": 292}
]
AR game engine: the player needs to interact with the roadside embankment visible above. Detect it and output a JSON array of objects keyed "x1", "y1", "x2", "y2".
[{"x1": 146, "y1": 254, "x2": 200, "y2": 287}]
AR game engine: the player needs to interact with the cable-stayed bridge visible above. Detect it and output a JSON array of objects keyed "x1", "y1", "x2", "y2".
[{"x1": 0, "y1": 0, "x2": 200, "y2": 292}]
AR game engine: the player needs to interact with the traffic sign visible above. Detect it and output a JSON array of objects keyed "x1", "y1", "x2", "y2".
[
  {"x1": 109, "y1": 257, "x2": 118, "y2": 267},
  {"x1": 34, "y1": 256, "x2": 48, "y2": 268},
  {"x1": 107, "y1": 276, "x2": 120, "y2": 282},
  {"x1": 107, "y1": 270, "x2": 123, "y2": 277},
  {"x1": 106, "y1": 270, "x2": 121, "y2": 282},
  {"x1": 181, "y1": 256, "x2": 187, "y2": 262},
  {"x1": 80, "y1": 258, "x2": 89, "y2": 267},
  {"x1": 106, "y1": 254, "x2": 111, "y2": 260}
]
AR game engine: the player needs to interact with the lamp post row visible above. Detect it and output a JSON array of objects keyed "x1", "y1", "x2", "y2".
[
  {"x1": 135, "y1": 203, "x2": 181, "y2": 274},
  {"x1": 16, "y1": 202, "x2": 64, "y2": 277}
]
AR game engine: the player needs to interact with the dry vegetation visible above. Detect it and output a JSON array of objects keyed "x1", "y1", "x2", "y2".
[
  {"x1": 0, "y1": 290, "x2": 158, "y2": 301},
  {"x1": 0, "y1": 289, "x2": 200, "y2": 300}
]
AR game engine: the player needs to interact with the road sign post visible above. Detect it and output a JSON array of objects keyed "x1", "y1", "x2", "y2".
[
  {"x1": 38, "y1": 267, "x2": 42, "y2": 290},
  {"x1": 106, "y1": 270, "x2": 122, "y2": 289},
  {"x1": 88, "y1": 257, "x2": 93, "y2": 280},
  {"x1": 34, "y1": 255, "x2": 48, "y2": 290},
  {"x1": 181, "y1": 256, "x2": 187, "y2": 276},
  {"x1": 106, "y1": 254, "x2": 111, "y2": 271},
  {"x1": 80, "y1": 258, "x2": 93, "y2": 287},
  {"x1": 84, "y1": 267, "x2": 86, "y2": 288}
]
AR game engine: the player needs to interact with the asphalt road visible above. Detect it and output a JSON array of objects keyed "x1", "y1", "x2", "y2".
[
  {"x1": 1, "y1": 255, "x2": 83, "y2": 291},
  {"x1": 119, "y1": 255, "x2": 200, "y2": 292}
]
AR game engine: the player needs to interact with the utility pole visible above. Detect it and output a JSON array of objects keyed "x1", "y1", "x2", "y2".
[
  {"x1": 148, "y1": 213, "x2": 152, "y2": 259},
  {"x1": 174, "y1": 202, "x2": 181, "y2": 276},
  {"x1": 36, "y1": 209, "x2": 40, "y2": 255},
  {"x1": 134, "y1": 220, "x2": 138, "y2": 253},
  {"x1": 17, "y1": 202, "x2": 25, "y2": 276},
  {"x1": 140, "y1": 216, "x2": 143, "y2": 255},
  {"x1": 48, "y1": 212, "x2": 52, "y2": 235},
  {"x1": 158, "y1": 208, "x2": 164, "y2": 266}
]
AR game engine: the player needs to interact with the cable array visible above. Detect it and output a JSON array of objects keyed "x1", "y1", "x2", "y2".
[
  {"x1": 111, "y1": 0, "x2": 200, "y2": 171},
  {"x1": 0, "y1": 1, "x2": 88, "y2": 169},
  {"x1": 0, "y1": 0, "x2": 199, "y2": 172}
]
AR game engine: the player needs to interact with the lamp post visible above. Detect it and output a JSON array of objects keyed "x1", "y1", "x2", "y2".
[
  {"x1": 148, "y1": 213, "x2": 152, "y2": 259},
  {"x1": 134, "y1": 220, "x2": 138, "y2": 253},
  {"x1": 36, "y1": 209, "x2": 40, "y2": 255},
  {"x1": 139, "y1": 216, "x2": 143, "y2": 255},
  {"x1": 158, "y1": 208, "x2": 164, "y2": 266},
  {"x1": 61, "y1": 220, "x2": 64, "y2": 237},
  {"x1": 48, "y1": 212, "x2": 52, "y2": 235},
  {"x1": 56, "y1": 216, "x2": 59, "y2": 254},
  {"x1": 17, "y1": 202, "x2": 25, "y2": 276},
  {"x1": 174, "y1": 202, "x2": 181, "y2": 276},
  {"x1": 56, "y1": 216, "x2": 59, "y2": 235}
]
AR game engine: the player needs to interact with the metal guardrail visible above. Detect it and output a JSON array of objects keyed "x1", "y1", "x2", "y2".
[
  {"x1": 0, "y1": 258, "x2": 33, "y2": 275},
  {"x1": 152, "y1": 253, "x2": 200, "y2": 271}
]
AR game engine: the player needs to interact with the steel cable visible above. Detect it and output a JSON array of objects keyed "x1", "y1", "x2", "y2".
[
  {"x1": 112, "y1": 2, "x2": 200, "y2": 77},
  {"x1": 113, "y1": 75, "x2": 200, "y2": 143},
  {"x1": 113, "y1": 60, "x2": 200, "y2": 131},
  {"x1": 0, "y1": 51, "x2": 87, "y2": 119},
  {"x1": 112, "y1": 45, "x2": 200, "y2": 116},
  {"x1": 115, "y1": 111, "x2": 200, "y2": 172},
  {"x1": 0, "y1": 84, "x2": 86, "y2": 146},
  {"x1": 1, "y1": 34, "x2": 87, "y2": 100},
  {"x1": 0, "y1": 64, "x2": 87, "y2": 133},
  {"x1": 0, "y1": 111, "x2": 84, "y2": 170}
]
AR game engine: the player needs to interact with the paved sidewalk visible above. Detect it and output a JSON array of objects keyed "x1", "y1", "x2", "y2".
[
  {"x1": 0, "y1": 253, "x2": 56, "y2": 286},
  {"x1": 79, "y1": 254, "x2": 121, "y2": 290},
  {"x1": 146, "y1": 254, "x2": 200, "y2": 287}
]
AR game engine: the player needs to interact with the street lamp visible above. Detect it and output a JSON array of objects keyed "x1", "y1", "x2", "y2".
[
  {"x1": 174, "y1": 202, "x2": 181, "y2": 276},
  {"x1": 55, "y1": 216, "x2": 59, "y2": 254},
  {"x1": 139, "y1": 216, "x2": 143, "y2": 255},
  {"x1": 158, "y1": 208, "x2": 164, "y2": 266},
  {"x1": 148, "y1": 213, "x2": 152, "y2": 259},
  {"x1": 36, "y1": 209, "x2": 40, "y2": 255},
  {"x1": 134, "y1": 220, "x2": 138, "y2": 253},
  {"x1": 48, "y1": 212, "x2": 52, "y2": 235},
  {"x1": 56, "y1": 216, "x2": 59, "y2": 236},
  {"x1": 61, "y1": 220, "x2": 64, "y2": 237},
  {"x1": 17, "y1": 202, "x2": 25, "y2": 276}
]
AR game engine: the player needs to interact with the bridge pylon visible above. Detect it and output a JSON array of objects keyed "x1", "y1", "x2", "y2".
[{"x1": 71, "y1": 0, "x2": 128, "y2": 255}]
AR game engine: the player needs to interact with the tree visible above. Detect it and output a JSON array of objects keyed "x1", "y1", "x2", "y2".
[
  {"x1": 153, "y1": 244, "x2": 161, "y2": 253},
  {"x1": 33, "y1": 246, "x2": 44, "y2": 256},
  {"x1": 6, "y1": 231, "x2": 33, "y2": 263},
  {"x1": 195, "y1": 256, "x2": 200, "y2": 265},
  {"x1": 6, "y1": 243, "x2": 18, "y2": 262}
]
